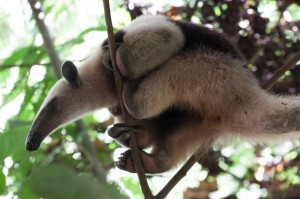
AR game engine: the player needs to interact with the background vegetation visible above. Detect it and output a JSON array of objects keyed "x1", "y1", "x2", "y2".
[{"x1": 0, "y1": 0, "x2": 300, "y2": 198}]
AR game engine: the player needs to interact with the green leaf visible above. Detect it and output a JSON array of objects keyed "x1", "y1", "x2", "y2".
[
  {"x1": 0, "y1": 69, "x2": 10, "y2": 83},
  {"x1": 18, "y1": 183, "x2": 39, "y2": 199},
  {"x1": 17, "y1": 86, "x2": 37, "y2": 120},
  {"x1": 21, "y1": 164, "x2": 127, "y2": 199},
  {"x1": 59, "y1": 26, "x2": 106, "y2": 50},
  {"x1": 0, "y1": 125, "x2": 30, "y2": 160},
  {"x1": 1, "y1": 86, "x2": 23, "y2": 107},
  {"x1": 1, "y1": 46, "x2": 43, "y2": 66},
  {"x1": 0, "y1": 170, "x2": 6, "y2": 195},
  {"x1": 121, "y1": 176, "x2": 143, "y2": 199}
]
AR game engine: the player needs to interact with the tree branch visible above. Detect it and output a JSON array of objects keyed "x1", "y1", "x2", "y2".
[
  {"x1": 75, "y1": 120, "x2": 106, "y2": 178},
  {"x1": 102, "y1": 1, "x2": 153, "y2": 198},
  {"x1": 28, "y1": 0, "x2": 105, "y2": 178},
  {"x1": 102, "y1": 2, "x2": 216, "y2": 198},
  {"x1": 156, "y1": 147, "x2": 209, "y2": 199},
  {"x1": 28, "y1": 0, "x2": 61, "y2": 78},
  {"x1": 263, "y1": 51, "x2": 300, "y2": 91}
]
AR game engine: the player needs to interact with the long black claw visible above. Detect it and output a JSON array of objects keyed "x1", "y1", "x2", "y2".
[
  {"x1": 108, "y1": 124, "x2": 142, "y2": 147},
  {"x1": 115, "y1": 162, "x2": 125, "y2": 170},
  {"x1": 103, "y1": 50, "x2": 113, "y2": 72},
  {"x1": 102, "y1": 43, "x2": 122, "y2": 73},
  {"x1": 115, "y1": 150, "x2": 132, "y2": 169},
  {"x1": 108, "y1": 123, "x2": 140, "y2": 138}
]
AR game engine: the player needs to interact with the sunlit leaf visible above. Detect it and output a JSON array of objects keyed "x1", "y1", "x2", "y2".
[
  {"x1": 1, "y1": 86, "x2": 24, "y2": 108},
  {"x1": 1, "y1": 46, "x2": 44, "y2": 66},
  {"x1": 0, "y1": 125, "x2": 30, "y2": 160},
  {"x1": 0, "y1": 69, "x2": 10, "y2": 83}
]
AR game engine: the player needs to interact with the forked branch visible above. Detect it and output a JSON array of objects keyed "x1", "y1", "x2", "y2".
[{"x1": 263, "y1": 51, "x2": 300, "y2": 91}]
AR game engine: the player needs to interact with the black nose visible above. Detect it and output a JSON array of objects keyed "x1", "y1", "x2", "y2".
[{"x1": 25, "y1": 136, "x2": 41, "y2": 152}]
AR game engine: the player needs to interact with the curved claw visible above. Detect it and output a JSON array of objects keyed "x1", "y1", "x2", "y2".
[
  {"x1": 115, "y1": 149, "x2": 169, "y2": 173},
  {"x1": 103, "y1": 50, "x2": 113, "y2": 72},
  {"x1": 102, "y1": 43, "x2": 122, "y2": 73},
  {"x1": 108, "y1": 123, "x2": 141, "y2": 147},
  {"x1": 108, "y1": 123, "x2": 139, "y2": 137},
  {"x1": 115, "y1": 150, "x2": 135, "y2": 173}
]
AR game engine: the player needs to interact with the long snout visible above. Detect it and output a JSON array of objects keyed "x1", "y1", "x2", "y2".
[
  {"x1": 25, "y1": 97, "x2": 59, "y2": 151},
  {"x1": 25, "y1": 115, "x2": 54, "y2": 151},
  {"x1": 26, "y1": 129, "x2": 44, "y2": 151}
]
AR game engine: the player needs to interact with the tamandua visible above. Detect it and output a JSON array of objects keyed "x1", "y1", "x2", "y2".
[{"x1": 26, "y1": 15, "x2": 300, "y2": 173}]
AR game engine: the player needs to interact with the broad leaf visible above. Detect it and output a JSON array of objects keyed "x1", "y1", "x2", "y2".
[
  {"x1": 0, "y1": 170, "x2": 5, "y2": 195},
  {"x1": 21, "y1": 164, "x2": 127, "y2": 199}
]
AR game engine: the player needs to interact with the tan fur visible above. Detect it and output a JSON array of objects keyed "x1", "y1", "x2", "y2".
[
  {"x1": 27, "y1": 15, "x2": 300, "y2": 174},
  {"x1": 26, "y1": 48, "x2": 118, "y2": 148},
  {"x1": 119, "y1": 48, "x2": 300, "y2": 172},
  {"x1": 43, "y1": 49, "x2": 117, "y2": 120},
  {"x1": 119, "y1": 15, "x2": 184, "y2": 79}
]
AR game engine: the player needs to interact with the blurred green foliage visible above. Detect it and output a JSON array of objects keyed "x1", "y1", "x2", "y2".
[
  {"x1": 0, "y1": 0, "x2": 128, "y2": 198},
  {"x1": 1, "y1": 0, "x2": 300, "y2": 199}
]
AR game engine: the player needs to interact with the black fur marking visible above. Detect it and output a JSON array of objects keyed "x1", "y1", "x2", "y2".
[
  {"x1": 171, "y1": 20, "x2": 244, "y2": 60},
  {"x1": 44, "y1": 97, "x2": 58, "y2": 114},
  {"x1": 151, "y1": 108, "x2": 203, "y2": 137},
  {"x1": 102, "y1": 31, "x2": 125, "y2": 47}
]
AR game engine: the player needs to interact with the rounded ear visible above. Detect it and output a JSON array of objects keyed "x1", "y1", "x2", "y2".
[{"x1": 61, "y1": 61, "x2": 82, "y2": 88}]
